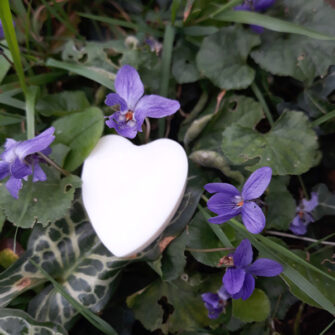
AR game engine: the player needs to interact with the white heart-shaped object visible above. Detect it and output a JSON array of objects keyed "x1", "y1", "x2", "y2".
[{"x1": 81, "y1": 135, "x2": 188, "y2": 257}]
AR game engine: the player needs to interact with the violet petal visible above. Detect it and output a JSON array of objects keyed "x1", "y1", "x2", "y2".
[
  {"x1": 32, "y1": 163, "x2": 47, "y2": 182},
  {"x1": 6, "y1": 176, "x2": 23, "y2": 199},
  {"x1": 114, "y1": 65, "x2": 144, "y2": 110},
  {"x1": 247, "y1": 258, "x2": 283, "y2": 277},
  {"x1": 254, "y1": 0, "x2": 276, "y2": 11},
  {"x1": 105, "y1": 93, "x2": 128, "y2": 111},
  {"x1": 204, "y1": 183, "x2": 240, "y2": 195},
  {"x1": 302, "y1": 192, "x2": 318, "y2": 212},
  {"x1": 233, "y1": 239, "x2": 253, "y2": 268},
  {"x1": 242, "y1": 167, "x2": 272, "y2": 200},
  {"x1": 208, "y1": 210, "x2": 241, "y2": 224},
  {"x1": 15, "y1": 127, "x2": 55, "y2": 160},
  {"x1": 0, "y1": 161, "x2": 9, "y2": 179},
  {"x1": 222, "y1": 268, "x2": 246, "y2": 295},
  {"x1": 241, "y1": 201, "x2": 265, "y2": 234},
  {"x1": 135, "y1": 94, "x2": 180, "y2": 119},
  {"x1": 10, "y1": 158, "x2": 32, "y2": 179},
  {"x1": 232, "y1": 273, "x2": 255, "y2": 300},
  {"x1": 289, "y1": 215, "x2": 307, "y2": 235},
  {"x1": 207, "y1": 192, "x2": 240, "y2": 215}
]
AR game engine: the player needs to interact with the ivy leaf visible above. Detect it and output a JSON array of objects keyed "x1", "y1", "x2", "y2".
[
  {"x1": 0, "y1": 167, "x2": 81, "y2": 228},
  {"x1": 196, "y1": 26, "x2": 260, "y2": 90},
  {"x1": 0, "y1": 201, "x2": 128, "y2": 328},
  {"x1": 36, "y1": 91, "x2": 90, "y2": 117},
  {"x1": 232, "y1": 289, "x2": 270, "y2": 322},
  {"x1": 221, "y1": 111, "x2": 320, "y2": 175},
  {"x1": 251, "y1": 0, "x2": 335, "y2": 84},
  {"x1": 0, "y1": 308, "x2": 67, "y2": 335},
  {"x1": 127, "y1": 279, "x2": 210, "y2": 334},
  {"x1": 53, "y1": 107, "x2": 104, "y2": 171},
  {"x1": 266, "y1": 176, "x2": 296, "y2": 230},
  {"x1": 172, "y1": 42, "x2": 200, "y2": 84}
]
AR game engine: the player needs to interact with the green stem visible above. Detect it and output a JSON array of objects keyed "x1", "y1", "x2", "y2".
[
  {"x1": 293, "y1": 303, "x2": 304, "y2": 335},
  {"x1": 320, "y1": 319, "x2": 335, "y2": 335},
  {"x1": 298, "y1": 175, "x2": 308, "y2": 200},
  {"x1": 312, "y1": 110, "x2": 335, "y2": 127},
  {"x1": 186, "y1": 247, "x2": 234, "y2": 253},
  {"x1": 37, "y1": 152, "x2": 70, "y2": 177},
  {"x1": 251, "y1": 82, "x2": 275, "y2": 127}
]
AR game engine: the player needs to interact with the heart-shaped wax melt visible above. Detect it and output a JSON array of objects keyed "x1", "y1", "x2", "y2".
[{"x1": 81, "y1": 135, "x2": 188, "y2": 257}]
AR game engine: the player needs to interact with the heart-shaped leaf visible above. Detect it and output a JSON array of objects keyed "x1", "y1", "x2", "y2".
[
  {"x1": 221, "y1": 111, "x2": 320, "y2": 175},
  {"x1": 53, "y1": 107, "x2": 104, "y2": 171},
  {"x1": 196, "y1": 26, "x2": 260, "y2": 90},
  {"x1": 251, "y1": 0, "x2": 335, "y2": 84},
  {"x1": 0, "y1": 167, "x2": 81, "y2": 229}
]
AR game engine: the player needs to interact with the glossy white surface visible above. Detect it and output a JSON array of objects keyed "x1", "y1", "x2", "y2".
[{"x1": 81, "y1": 135, "x2": 188, "y2": 257}]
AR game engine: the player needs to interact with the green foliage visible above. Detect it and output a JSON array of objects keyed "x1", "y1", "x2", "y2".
[
  {"x1": 251, "y1": 0, "x2": 335, "y2": 84},
  {"x1": 0, "y1": 168, "x2": 81, "y2": 228},
  {"x1": 266, "y1": 176, "x2": 296, "y2": 230},
  {"x1": 232, "y1": 289, "x2": 270, "y2": 322},
  {"x1": 196, "y1": 26, "x2": 260, "y2": 90},
  {"x1": 36, "y1": 91, "x2": 90, "y2": 117},
  {"x1": 53, "y1": 107, "x2": 104, "y2": 171},
  {"x1": 313, "y1": 183, "x2": 335, "y2": 220},
  {"x1": 0, "y1": 201, "x2": 127, "y2": 328},
  {"x1": 127, "y1": 278, "x2": 211, "y2": 334},
  {"x1": 0, "y1": 308, "x2": 67, "y2": 335},
  {"x1": 221, "y1": 111, "x2": 320, "y2": 175},
  {"x1": 172, "y1": 42, "x2": 200, "y2": 84}
]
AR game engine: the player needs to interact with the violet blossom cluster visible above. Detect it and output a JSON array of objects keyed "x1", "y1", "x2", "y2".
[{"x1": 202, "y1": 167, "x2": 283, "y2": 318}]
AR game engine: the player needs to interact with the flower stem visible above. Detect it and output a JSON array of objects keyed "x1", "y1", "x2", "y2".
[
  {"x1": 266, "y1": 230, "x2": 335, "y2": 247},
  {"x1": 251, "y1": 82, "x2": 275, "y2": 127},
  {"x1": 297, "y1": 175, "x2": 309, "y2": 200},
  {"x1": 186, "y1": 247, "x2": 234, "y2": 253},
  {"x1": 37, "y1": 152, "x2": 70, "y2": 177}
]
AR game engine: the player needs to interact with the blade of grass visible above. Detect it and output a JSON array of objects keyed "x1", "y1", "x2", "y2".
[
  {"x1": 198, "y1": 205, "x2": 233, "y2": 248},
  {"x1": 29, "y1": 259, "x2": 119, "y2": 335},
  {"x1": 25, "y1": 86, "x2": 38, "y2": 139},
  {"x1": 77, "y1": 12, "x2": 163, "y2": 37},
  {"x1": 46, "y1": 58, "x2": 115, "y2": 91},
  {"x1": 215, "y1": 10, "x2": 335, "y2": 40},
  {"x1": 312, "y1": 110, "x2": 335, "y2": 127},
  {"x1": 0, "y1": 0, "x2": 27, "y2": 96},
  {"x1": 158, "y1": 23, "x2": 175, "y2": 137},
  {"x1": 0, "y1": 94, "x2": 25, "y2": 110}
]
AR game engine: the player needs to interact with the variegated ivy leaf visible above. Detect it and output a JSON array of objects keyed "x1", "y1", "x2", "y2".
[
  {"x1": 0, "y1": 308, "x2": 67, "y2": 335},
  {"x1": 0, "y1": 201, "x2": 128, "y2": 328}
]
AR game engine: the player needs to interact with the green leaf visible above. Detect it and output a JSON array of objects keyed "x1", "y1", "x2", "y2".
[
  {"x1": 251, "y1": 0, "x2": 335, "y2": 84},
  {"x1": 313, "y1": 183, "x2": 335, "y2": 220},
  {"x1": 161, "y1": 232, "x2": 188, "y2": 281},
  {"x1": 0, "y1": 308, "x2": 67, "y2": 335},
  {"x1": 215, "y1": 10, "x2": 335, "y2": 40},
  {"x1": 127, "y1": 279, "x2": 210, "y2": 334},
  {"x1": 187, "y1": 212, "x2": 232, "y2": 267},
  {"x1": 36, "y1": 91, "x2": 89, "y2": 117},
  {"x1": 0, "y1": 110, "x2": 24, "y2": 126},
  {"x1": 0, "y1": 200, "x2": 127, "y2": 328},
  {"x1": 232, "y1": 289, "x2": 270, "y2": 322},
  {"x1": 0, "y1": 42, "x2": 11, "y2": 84},
  {"x1": 196, "y1": 26, "x2": 260, "y2": 90},
  {"x1": 172, "y1": 42, "x2": 200, "y2": 84},
  {"x1": 0, "y1": 167, "x2": 81, "y2": 228},
  {"x1": 266, "y1": 176, "x2": 296, "y2": 230},
  {"x1": 221, "y1": 111, "x2": 320, "y2": 175},
  {"x1": 53, "y1": 107, "x2": 104, "y2": 171}
]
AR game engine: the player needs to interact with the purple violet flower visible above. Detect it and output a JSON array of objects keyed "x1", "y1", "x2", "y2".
[
  {"x1": 290, "y1": 192, "x2": 318, "y2": 235},
  {"x1": 0, "y1": 127, "x2": 55, "y2": 199},
  {"x1": 234, "y1": 0, "x2": 276, "y2": 33},
  {"x1": 223, "y1": 239, "x2": 283, "y2": 300},
  {"x1": 201, "y1": 285, "x2": 230, "y2": 319},
  {"x1": 205, "y1": 167, "x2": 272, "y2": 234},
  {"x1": 105, "y1": 65, "x2": 180, "y2": 139}
]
